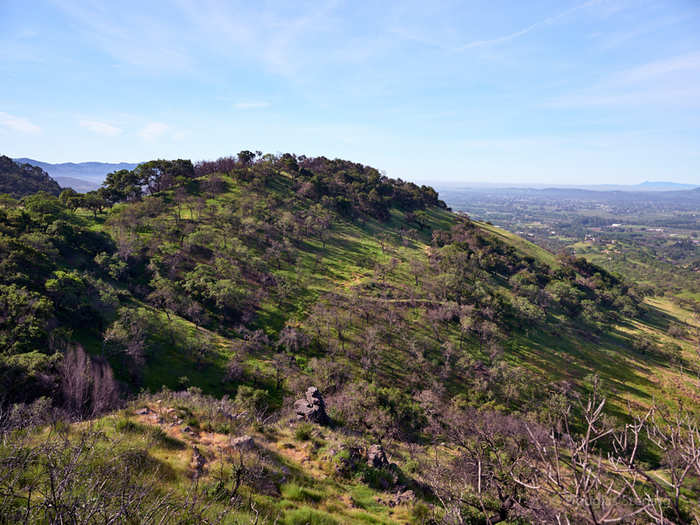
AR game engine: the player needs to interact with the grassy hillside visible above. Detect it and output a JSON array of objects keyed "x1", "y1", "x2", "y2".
[{"x1": 1, "y1": 152, "x2": 698, "y2": 523}]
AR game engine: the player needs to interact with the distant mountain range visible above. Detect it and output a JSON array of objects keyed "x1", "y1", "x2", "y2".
[
  {"x1": 625, "y1": 181, "x2": 698, "y2": 191},
  {"x1": 14, "y1": 158, "x2": 140, "y2": 191},
  {"x1": 439, "y1": 181, "x2": 699, "y2": 192},
  {"x1": 11, "y1": 158, "x2": 699, "y2": 194}
]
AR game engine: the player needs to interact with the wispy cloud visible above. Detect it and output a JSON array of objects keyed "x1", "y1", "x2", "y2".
[
  {"x1": 234, "y1": 101, "x2": 271, "y2": 110},
  {"x1": 547, "y1": 50, "x2": 700, "y2": 108},
  {"x1": 612, "y1": 51, "x2": 700, "y2": 83},
  {"x1": 79, "y1": 119, "x2": 122, "y2": 136},
  {"x1": 52, "y1": 1, "x2": 194, "y2": 72},
  {"x1": 174, "y1": 0, "x2": 343, "y2": 77},
  {"x1": 138, "y1": 122, "x2": 170, "y2": 140},
  {"x1": 0, "y1": 112, "x2": 41, "y2": 134},
  {"x1": 456, "y1": 0, "x2": 602, "y2": 50}
]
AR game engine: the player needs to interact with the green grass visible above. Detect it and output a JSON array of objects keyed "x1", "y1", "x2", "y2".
[
  {"x1": 281, "y1": 483, "x2": 325, "y2": 503},
  {"x1": 284, "y1": 507, "x2": 338, "y2": 525},
  {"x1": 476, "y1": 220, "x2": 560, "y2": 268}
]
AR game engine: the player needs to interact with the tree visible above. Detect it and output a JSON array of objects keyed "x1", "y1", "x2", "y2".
[
  {"x1": 237, "y1": 150, "x2": 255, "y2": 166},
  {"x1": 0, "y1": 284, "x2": 52, "y2": 355},
  {"x1": 83, "y1": 191, "x2": 107, "y2": 217},
  {"x1": 58, "y1": 188, "x2": 81, "y2": 212},
  {"x1": 59, "y1": 345, "x2": 120, "y2": 417},
  {"x1": 514, "y1": 379, "x2": 700, "y2": 524},
  {"x1": 103, "y1": 169, "x2": 142, "y2": 202},
  {"x1": 424, "y1": 405, "x2": 545, "y2": 524},
  {"x1": 135, "y1": 159, "x2": 195, "y2": 195},
  {"x1": 277, "y1": 325, "x2": 308, "y2": 354}
]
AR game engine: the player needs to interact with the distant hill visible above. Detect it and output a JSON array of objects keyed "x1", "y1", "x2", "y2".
[
  {"x1": 440, "y1": 185, "x2": 700, "y2": 209},
  {"x1": 52, "y1": 176, "x2": 102, "y2": 192},
  {"x1": 14, "y1": 158, "x2": 140, "y2": 189},
  {"x1": 438, "y1": 181, "x2": 699, "y2": 192},
  {"x1": 636, "y1": 181, "x2": 698, "y2": 190},
  {"x1": 0, "y1": 155, "x2": 61, "y2": 197}
]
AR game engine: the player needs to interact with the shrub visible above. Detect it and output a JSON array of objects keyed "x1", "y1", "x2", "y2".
[
  {"x1": 294, "y1": 422, "x2": 313, "y2": 441},
  {"x1": 115, "y1": 417, "x2": 140, "y2": 433}
]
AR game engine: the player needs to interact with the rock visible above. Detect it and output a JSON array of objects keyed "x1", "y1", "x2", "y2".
[
  {"x1": 231, "y1": 435, "x2": 255, "y2": 450},
  {"x1": 395, "y1": 489, "x2": 415, "y2": 505},
  {"x1": 367, "y1": 444, "x2": 389, "y2": 468},
  {"x1": 293, "y1": 386, "x2": 328, "y2": 424},
  {"x1": 376, "y1": 489, "x2": 415, "y2": 508},
  {"x1": 134, "y1": 407, "x2": 150, "y2": 415},
  {"x1": 191, "y1": 446, "x2": 206, "y2": 478},
  {"x1": 183, "y1": 426, "x2": 193, "y2": 433},
  {"x1": 305, "y1": 386, "x2": 324, "y2": 405}
]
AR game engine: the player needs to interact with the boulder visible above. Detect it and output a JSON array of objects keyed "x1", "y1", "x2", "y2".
[
  {"x1": 395, "y1": 489, "x2": 415, "y2": 505},
  {"x1": 231, "y1": 435, "x2": 255, "y2": 450},
  {"x1": 134, "y1": 407, "x2": 150, "y2": 415},
  {"x1": 367, "y1": 444, "x2": 389, "y2": 468},
  {"x1": 376, "y1": 489, "x2": 416, "y2": 508},
  {"x1": 293, "y1": 386, "x2": 328, "y2": 424},
  {"x1": 305, "y1": 386, "x2": 324, "y2": 406}
]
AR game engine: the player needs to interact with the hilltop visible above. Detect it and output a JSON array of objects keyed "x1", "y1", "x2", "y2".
[
  {"x1": 1, "y1": 152, "x2": 698, "y2": 523},
  {"x1": 0, "y1": 155, "x2": 61, "y2": 197}
]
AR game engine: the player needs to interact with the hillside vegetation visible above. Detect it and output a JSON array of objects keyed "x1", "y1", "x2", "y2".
[
  {"x1": 1, "y1": 151, "x2": 698, "y2": 524},
  {"x1": 0, "y1": 156, "x2": 61, "y2": 198}
]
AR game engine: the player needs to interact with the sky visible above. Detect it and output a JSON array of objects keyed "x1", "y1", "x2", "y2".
[{"x1": 1, "y1": 0, "x2": 699, "y2": 185}]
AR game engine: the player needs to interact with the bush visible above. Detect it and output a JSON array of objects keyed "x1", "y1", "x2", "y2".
[
  {"x1": 234, "y1": 385, "x2": 270, "y2": 411},
  {"x1": 294, "y1": 422, "x2": 313, "y2": 441},
  {"x1": 359, "y1": 465, "x2": 398, "y2": 491}
]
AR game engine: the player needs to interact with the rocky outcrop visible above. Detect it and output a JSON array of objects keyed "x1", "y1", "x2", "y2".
[
  {"x1": 293, "y1": 386, "x2": 328, "y2": 424},
  {"x1": 367, "y1": 444, "x2": 389, "y2": 468},
  {"x1": 231, "y1": 435, "x2": 255, "y2": 450},
  {"x1": 376, "y1": 488, "x2": 415, "y2": 507}
]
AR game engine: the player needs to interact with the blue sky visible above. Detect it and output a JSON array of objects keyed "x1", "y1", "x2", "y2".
[{"x1": 1, "y1": 0, "x2": 699, "y2": 185}]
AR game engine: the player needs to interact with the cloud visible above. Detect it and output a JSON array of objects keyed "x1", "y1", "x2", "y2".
[
  {"x1": 612, "y1": 51, "x2": 700, "y2": 84},
  {"x1": 79, "y1": 119, "x2": 122, "y2": 136},
  {"x1": 546, "y1": 50, "x2": 700, "y2": 108},
  {"x1": 234, "y1": 101, "x2": 271, "y2": 110},
  {"x1": 138, "y1": 122, "x2": 170, "y2": 140},
  {"x1": 0, "y1": 112, "x2": 41, "y2": 134},
  {"x1": 174, "y1": 0, "x2": 343, "y2": 77},
  {"x1": 52, "y1": 1, "x2": 194, "y2": 72},
  {"x1": 457, "y1": 0, "x2": 601, "y2": 50}
]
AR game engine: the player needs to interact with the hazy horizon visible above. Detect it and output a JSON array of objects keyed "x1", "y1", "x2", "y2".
[{"x1": 2, "y1": 0, "x2": 700, "y2": 186}]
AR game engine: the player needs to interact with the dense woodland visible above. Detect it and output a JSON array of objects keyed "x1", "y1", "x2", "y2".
[{"x1": 0, "y1": 153, "x2": 698, "y2": 524}]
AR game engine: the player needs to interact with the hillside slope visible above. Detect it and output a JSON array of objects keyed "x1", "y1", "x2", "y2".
[
  {"x1": 0, "y1": 155, "x2": 61, "y2": 197},
  {"x1": 1, "y1": 152, "x2": 698, "y2": 523}
]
